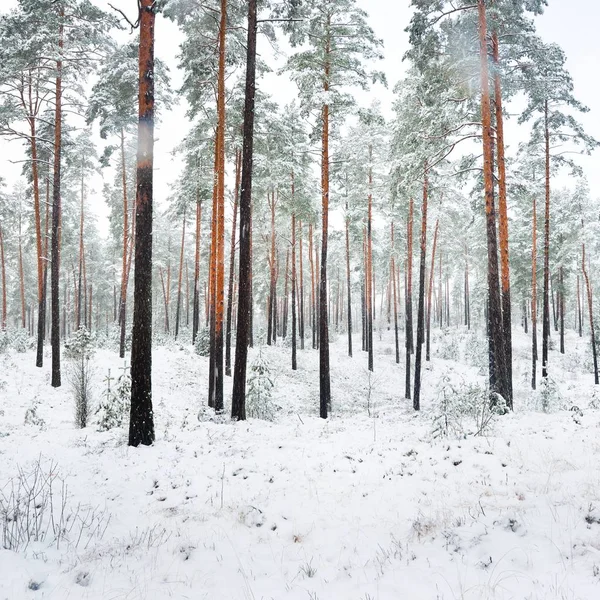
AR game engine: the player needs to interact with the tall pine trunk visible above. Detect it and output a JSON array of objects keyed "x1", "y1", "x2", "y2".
[
  {"x1": 231, "y1": 0, "x2": 257, "y2": 421},
  {"x1": 345, "y1": 203, "x2": 352, "y2": 357},
  {"x1": 582, "y1": 243, "x2": 598, "y2": 384},
  {"x1": 531, "y1": 195, "x2": 538, "y2": 390},
  {"x1": 405, "y1": 198, "x2": 414, "y2": 400},
  {"x1": 426, "y1": 219, "x2": 439, "y2": 361},
  {"x1": 291, "y1": 210, "x2": 297, "y2": 370},
  {"x1": 51, "y1": 12, "x2": 64, "y2": 388},
  {"x1": 0, "y1": 223, "x2": 7, "y2": 330},
  {"x1": 367, "y1": 148, "x2": 373, "y2": 372},
  {"x1": 119, "y1": 128, "x2": 129, "y2": 357},
  {"x1": 478, "y1": 0, "x2": 508, "y2": 404},
  {"x1": 541, "y1": 100, "x2": 551, "y2": 382},
  {"x1": 192, "y1": 194, "x2": 202, "y2": 344},
  {"x1": 30, "y1": 110, "x2": 44, "y2": 366},
  {"x1": 391, "y1": 222, "x2": 399, "y2": 364},
  {"x1": 129, "y1": 0, "x2": 155, "y2": 446},
  {"x1": 492, "y1": 32, "x2": 513, "y2": 408},
  {"x1": 299, "y1": 220, "x2": 305, "y2": 350},
  {"x1": 225, "y1": 148, "x2": 241, "y2": 376},
  {"x1": 175, "y1": 209, "x2": 186, "y2": 340},
  {"x1": 413, "y1": 169, "x2": 428, "y2": 410}
]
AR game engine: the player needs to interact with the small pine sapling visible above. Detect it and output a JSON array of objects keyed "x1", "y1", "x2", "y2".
[
  {"x1": 65, "y1": 327, "x2": 96, "y2": 429},
  {"x1": 246, "y1": 350, "x2": 276, "y2": 421},
  {"x1": 95, "y1": 363, "x2": 131, "y2": 431}
]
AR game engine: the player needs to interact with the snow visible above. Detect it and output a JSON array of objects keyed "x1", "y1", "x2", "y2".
[{"x1": 1, "y1": 328, "x2": 600, "y2": 599}]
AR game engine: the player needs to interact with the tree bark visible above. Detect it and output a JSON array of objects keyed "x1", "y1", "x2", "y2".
[
  {"x1": 175, "y1": 209, "x2": 186, "y2": 340},
  {"x1": 426, "y1": 219, "x2": 439, "y2": 361},
  {"x1": 192, "y1": 193, "x2": 202, "y2": 344},
  {"x1": 291, "y1": 210, "x2": 297, "y2": 370},
  {"x1": 541, "y1": 99, "x2": 551, "y2": 382},
  {"x1": 345, "y1": 203, "x2": 352, "y2": 357},
  {"x1": 478, "y1": 0, "x2": 508, "y2": 404},
  {"x1": 559, "y1": 266, "x2": 565, "y2": 354},
  {"x1": 577, "y1": 274, "x2": 583, "y2": 337},
  {"x1": 299, "y1": 220, "x2": 305, "y2": 350},
  {"x1": 129, "y1": 0, "x2": 156, "y2": 446},
  {"x1": 51, "y1": 11, "x2": 64, "y2": 388},
  {"x1": 367, "y1": 147, "x2": 374, "y2": 372},
  {"x1": 118, "y1": 129, "x2": 130, "y2": 357},
  {"x1": 391, "y1": 222, "x2": 399, "y2": 364},
  {"x1": 413, "y1": 168, "x2": 428, "y2": 410},
  {"x1": 532, "y1": 194, "x2": 538, "y2": 390},
  {"x1": 225, "y1": 147, "x2": 241, "y2": 376},
  {"x1": 492, "y1": 32, "x2": 512, "y2": 407},
  {"x1": 582, "y1": 243, "x2": 598, "y2": 384},
  {"x1": 405, "y1": 198, "x2": 414, "y2": 400},
  {"x1": 231, "y1": 0, "x2": 257, "y2": 421},
  {"x1": 0, "y1": 223, "x2": 7, "y2": 330}
]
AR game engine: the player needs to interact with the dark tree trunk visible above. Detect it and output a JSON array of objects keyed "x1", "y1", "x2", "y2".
[
  {"x1": 582, "y1": 244, "x2": 598, "y2": 384},
  {"x1": 345, "y1": 204, "x2": 352, "y2": 357},
  {"x1": 559, "y1": 266, "x2": 565, "y2": 354},
  {"x1": 426, "y1": 219, "x2": 439, "y2": 361},
  {"x1": 413, "y1": 168, "x2": 428, "y2": 410},
  {"x1": 391, "y1": 222, "x2": 399, "y2": 364},
  {"x1": 367, "y1": 149, "x2": 373, "y2": 372},
  {"x1": 51, "y1": 13, "x2": 64, "y2": 388},
  {"x1": 405, "y1": 198, "x2": 414, "y2": 400},
  {"x1": 129, "y1": 0, "x2": 156, "y2": 446},
  {"x1": 299, "y1": 220, "x2": 305, "y2": 350},
  {"x1": 577, "y1": 274, "x2": 583, "y2": 337},
  {"x1": 291, "y1": 211, "x2": 297, "y2": 370},
  {"x1": 175, "y1": 210, "x2": 186, "y2": 340},
  {"x1": 542, "y1": 100, "x2": 551, "y2": 382},
  {"x1": 532, "y1": 195, "x2": 538, "y2": 390},
  {"x1": 0, "y1": 223, "x2": 6, "y2": 330},
  {"x1": 231, "y1": 0, "x2": 257, "y2": 421}
]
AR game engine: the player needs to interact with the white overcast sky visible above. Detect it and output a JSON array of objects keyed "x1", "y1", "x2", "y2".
[{"x1": 1, "y1": 0, "x2": 598, "y2": 233}]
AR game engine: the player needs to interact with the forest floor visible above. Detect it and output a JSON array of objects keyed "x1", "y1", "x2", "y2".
[{"x1": 1, "y1": 326, "x2": 600, "y2": 599}]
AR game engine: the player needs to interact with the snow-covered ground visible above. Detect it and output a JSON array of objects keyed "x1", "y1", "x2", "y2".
[{"x1": 1, "y1": 327, "x2": 600, "y2": 599}]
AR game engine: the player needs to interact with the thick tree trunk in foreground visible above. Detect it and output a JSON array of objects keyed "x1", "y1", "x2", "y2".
[
  {"x1": 492, "y1": 32, "x2": 512, "y2": 407},
  {"x1": 231, "y1": 0, "x2": 257, "y2": 421},
  {"x1": 478, "y1": 0, "x2": 508, "y2": 404},
  {"x1": 129, "y1": 0, "x2": 156, "y2": 447},
  {"x1": 51, "y1": 14, "x2": 64, "y2": 388}
]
